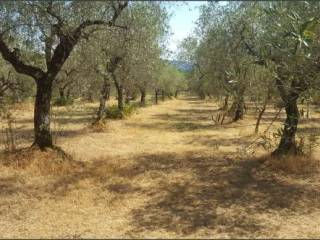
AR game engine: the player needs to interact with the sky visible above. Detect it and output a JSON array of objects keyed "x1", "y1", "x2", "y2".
[{"x1": 166, "y1": 1, "x2": 207, "y2": 59}]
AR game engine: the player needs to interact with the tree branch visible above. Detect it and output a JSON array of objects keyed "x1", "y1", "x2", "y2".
[
  {"x1": 47, "y1": 1, "x2": 128, "y2": 79},
  {"x1": 0, "y1": 39, "x2": 45, "y2": 80}
]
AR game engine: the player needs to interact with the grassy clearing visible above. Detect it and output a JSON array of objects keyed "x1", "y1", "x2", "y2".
[{"x1": 0, "y1": 96, "x2": 319, "y2": 238}]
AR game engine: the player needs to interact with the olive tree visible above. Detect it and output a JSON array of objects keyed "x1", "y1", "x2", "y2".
[{"x1": 0, "y1": 1, "x2": 128, "y2": 149}]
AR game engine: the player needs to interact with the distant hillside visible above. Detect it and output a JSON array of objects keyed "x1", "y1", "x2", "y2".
[{"x1": 169, "y1": 60, "x2": 193, "y2": 72}]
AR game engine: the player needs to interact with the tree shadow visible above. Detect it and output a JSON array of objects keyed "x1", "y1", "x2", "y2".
[
  {"x1": 299, "y1": 117, "x2": 320, "y2": 125},
  {"x1": 127, "y1": 121, "x2": 215, "y2": 132},
  {"x1": 126, "y1": 151, "x2": 320, "y2": 237},
  {"x1": 185, "y1": 134, "x2": 254, "y2": 148},
  {"x1": 0, "y1": 127, "x2": 92, "y2": 152},
  {"x1": 152, "y1": 112, "x2": 211, "y2": 122},
  {"x1": 1, "y1": 148, "x2": 318, "y2": 237},
  {"x1": 0, "y1": 176, "x2": 22, "y2": 197},
  {"x1": 297, "y1": 126, "x2": 320, "y2": 134},
  {"x1": 14, "y1": 114, "x2": 93, "y2": 126}
]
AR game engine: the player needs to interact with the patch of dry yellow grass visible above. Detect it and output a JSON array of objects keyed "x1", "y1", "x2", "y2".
[
  {"x1": 0, "y1": 96, "x2": 320, "y2": 238},
  {"x1": 260, "y1": 154, "x2": 320, "y2": 175},
  {"x1": 0, "y1": 147, "x2": 83, "y2": 176}
]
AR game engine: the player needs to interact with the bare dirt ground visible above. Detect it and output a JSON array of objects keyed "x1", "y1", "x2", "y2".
[{"x1": 0, "y1": 96, "x2": 320, "y2": 238}]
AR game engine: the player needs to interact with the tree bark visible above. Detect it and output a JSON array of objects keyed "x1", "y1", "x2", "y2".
[
  {"x1": 155, "y1": 89, "x2": 159, "y2": 104},
  {"x1": 233, "y1": 98, "x2": 245, "y2": 121},
  {"x1": 59, "y1": 87, "x2": 65, "y2": 98},
  {"x1": 140, "y1": 89, "x2": 146, "y2": 106},
  {"x1": 96, "y1": 77, "x2": 111, "y2": 121},
  {"x1": 199, "y1": 90, "x2": 206, "y2": 100},
  {"x1": 125, "y1": 91, "x2": 130, "y2": 104},
  {"x1": 230, "y1": 95, "x2": 245, "y2": 122},
  {"x1": 161, "y1": 90, "x2": 165, "y2": 101},
  {"x1": 117, "y1": 85, "x2": 124, "y2": 110},
  {"x1": 273, "y1": 77, "x2": 301, "y2": 156},
  {"x1": 33, "y1": 78, "x2": 53, "y2": 149},
  {"x1": 255, "y1": 98, "x2": 268, "y2": 134},
  {"x1": 230, "y1": 85, "x2": 246, "y2": 122},
  {"x1": 221, "y1": 95, "x2": 229, "y2": 110},
  {"x1": 113, "y1": 73, "x2": 124, "y2": 111},
  {"x1": 254, "y1": 86, "x2": 271, "y2": 134},
  {"x1": 273, "y1": 99, "x2": 299, "y2": 155}
]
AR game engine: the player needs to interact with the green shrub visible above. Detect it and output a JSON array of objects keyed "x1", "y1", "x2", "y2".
[
  {"x1": 105, "y1": 103, "x2": 138, "y2": 119},
  {"x1": 53, "y1": 97, "x2": 74, "y2": 106}
]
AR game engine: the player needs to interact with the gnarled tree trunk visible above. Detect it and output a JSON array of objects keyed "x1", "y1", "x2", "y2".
[
  {"x1": 161, "y1": 90, "x2": 165, "y2": 101},
  {"x1": 96, "y1": 77, "x2": 111, "y2": 122},
  {"x1": 272, "y1": 76, "x2": 304, "y2": 156},
  {"x1": 273, "y1": 98, "x2": 299, "y2": 155},
  {"x1": 117, "y1": 85, "x2": 124, "y2": 110},
  {"x1": 175, "y1": 90, "x2": 179, "y2": 98},
  {"x1": 229, "y1": 96, "x2": 245, "y2": 121},
  {"x1": 198, "y1": 90, "x2": 206, "y2": 99},
  {"x1": 140, "y1": 89, "x2": 146, "y2": 106},
  {"x1": 33, "y1": 78, "x2": 53, "y2": 149},
  {"x1": 125, "y1": 89, "x2": 130, "y2": 105},
  {"x1": 221, "y1": 95, "x2": 229, "y2": 110},
  {"x1": 233, "y1": 98, "x2": 245, "y2": 121},
  {"x1": 155, "y1": 89, "x2": 159, "y2": 104},
  {"x1": 229, "y1": 85, "x2": 246, "y2": 122},
  {"x1": 59, "y1": 87, "x2": 65, "y2": 98},
  {"x1": 255, "y1": 89, "x2": 271, "y2": 134}
]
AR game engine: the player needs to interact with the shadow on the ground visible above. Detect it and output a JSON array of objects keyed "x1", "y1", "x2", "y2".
[
  {"x1": 1, "y1": 147, "x2": 319, "y2": 237},
  {"x1": 126, "y1": 121, "x2": 215, "y2": 132},
  {"x1": 0, "y1": 176, "x2": 23, "y2": 197},
  {"x1": 184, "y1": 134, "x2": 254, "y2": 148},
  {"x1": 14, "y1": 112, "x2": 94, "y2": 126},
  {"x1": 122, "y1": 152, "x2": 320, "y2": 237},
  {"x1": 0, "y1": 128, "x2": 89, "y2": 148},
  {"x1": 297, "y1": 126, "x2": 320, "y2": 134}
]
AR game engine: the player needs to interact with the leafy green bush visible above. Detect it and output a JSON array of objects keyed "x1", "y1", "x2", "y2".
[
  {"x1": 105, "y1": 103, "x2": 138, "y2": 119},
  {"x1": 53, "y1": 97, "x2": 74, "y2": 106}
]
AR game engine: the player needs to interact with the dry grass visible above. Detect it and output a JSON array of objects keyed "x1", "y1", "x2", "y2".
[
  {"x1": 0, "y1": 147, "x2": 83, "y2": 176},
  {"x1": 260, "y1": 154, "x2": 320, "y2": 175},
  {"x1": 0, "y1": 96, "x2": 319, "y2": 238}
]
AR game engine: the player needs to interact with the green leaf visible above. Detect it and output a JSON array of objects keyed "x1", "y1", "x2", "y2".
[
  {"x1": 303, "y1": 30, "x2": 316, "y2": 39},
  {"x1": 300, "y1": 17, "x2": 319, "y2": 37}
]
